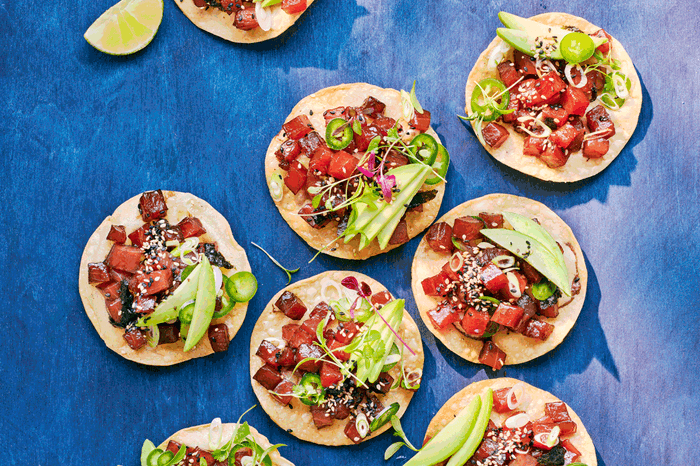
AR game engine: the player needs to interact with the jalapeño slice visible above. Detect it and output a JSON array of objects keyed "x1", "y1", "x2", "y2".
[
  {"x1": 298, "y1": 372, "x2": 325, "y2": 405},
  {"x1": 408, "y1": 133, "x2": 438, "y2": 166},
  {"x1": 471, "y1": 78, "x2": 510, "y2": 122},
  {"x1": 425, "y1": 144, "x2": 450, "y2": 185},
  {"x1": 369, "y1": 402, "x2": 400, "y2": 431},
  {"x1": 326, "y1": 118, "x2": 353, "y2": 150}
]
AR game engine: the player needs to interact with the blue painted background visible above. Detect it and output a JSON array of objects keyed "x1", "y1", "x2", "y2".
[{"x1": 0, "y1": 0, "x2": 697, "y2": 464}]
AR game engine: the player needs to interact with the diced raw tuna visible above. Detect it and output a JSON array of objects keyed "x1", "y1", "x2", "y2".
[
  {"x1": 127, "y1": 224, "x2": 149, "y2": 248},
  {"x1": 441, "y1": 261, "x2": 460, "y2": 282},
  {"x1": 479, "y1": 340, "x2": 506, "y2": 370},
  {"x1": 88, "y1": 262, "x2": 111, "y2": 284},
  {"x1": 272, "y1": 379, "x2": 294, "y2": 406},
  {"x1": 532, "y1": 423, "x2": 559, "y2": 450},
  {"x1": 502, "y1": 97, "x2": 521, "y2": 124},
  {"x1": 275, "y1": 291, "x2": 307, "y2": 320},
  {"x1": 561, "y1": 439, "x2": 582, "y2": 462},
  {"x1": 253, "y1": 364, "x2": 283, "y2": 390},
  {"x1": 233, "y1": 5, "x2": 259, "y2": 30},
  {"x1": 99, "y1": 281, "x2": 121, "y2": 301},
  {"x1": 478, "y1": 212, "x2": 504, "y2": 228},
  {"x1": 208, "y1": 324, "x2": 230, "y2": 352},
  {"x1": 480, "y1": 263, "x2": 508, "y2": 294},
  {"x1": 284, "y1": 161, "x2": 308, "y2": 194},
  {"x1": 491, "y1": 303, "x2": 525, "y2": 329},
  {"x1": 311, "y1": 405, "x2": 334, "y2": 429},
  {"x1": 107, "y1": 225, "x2": 127, "y2": 244},
  {"x1": 281, "y1": 0, "x2": 307, "y2": 14},
  {"x1": 586, "y1": 105, "x2": 615, "y2": 138},
  {"x1": 388, "y1": 217, "x2": 409, "y2": 245},
  {"x1": 329, "y1": 339, "x2": 350, "y2": 361},
  {"x1": 522, "y1": 318, "x2": 554, "y2": 341},
  {"x1": 561, "y1": 86, "x2": 589, "y2": 116},
  {"x1": 277, "y1": 347, "x2": 295, "y2": 367},
  {"x1": 158, "y1": 323, "x2": 180, "y2": 344},
  {"x1": 583, "y1": 138, "x2": 610, "y2": 158},
  {"x1": 460, "y1": 308, "x2": 491, "y2": 337},
  {"x1": 426, "y1": 222, "x2": 454, "y2": 253},
  {"x1": 327, "y1": 151, "x2": 357, "y2": 180},
  {"x1": 295, "y1": 343, "x2": 323, "y2": 372},
  {"x1": 344, "y1": 418, "x2": 363, "y2": 443},
  {"x1": 492, "y1": 387, "x2": 514, "y2": 413},
  {"x1": 374, "y1": 116, "x2": 397, "y2": 133},
  {"x1": 334, "y1": 322, "x2": 359, "y2": 344},
  {"x1": 355, "y1": 124, "x2": 383, "y2": 152},
  {"x1": 509, "y1": 453, "x2": 538, "y2": 466},
  {"x1": 134, "y1": 295, "x2": 156, "y2": 314},
  {"x1": 591, "y1": 29, "x2": 613, "y2": 55},
  {"x1": 359, "y1": 96, "x2": 386, "y2": 116},
  {"x1": 370, "y1": 372, "x2": 394, "y2": 394},
  {"x1": 177, "y1": 217, "x2": 206, "y2": 238},
  {"x1": 409, "y1": 109, "x2": 431, "y2": 132},
  {"x1": 514, "y1": 294, "x2": 537, "y2": 332},
  {"x1": 320, "y1": 362, "x2": 343, "y2": 388},
  {"x1": 537, "y1": 293, "x2": 559, "y2": 318},
  {"x1": 138, "y1": 190, "x2": 168, "y2": 222},
  {"x1": 540, "y1": 104, "x2": 569, "y2": 128},
  {"x1": 523, "y1": 136, "x2": 547, "y2": 156},
  {"x1": 299, "y1": 131, "x2": 326, "y2": 156},
  {"x1": 289, "y1": 326, "x2": 315, "y2": 348},
  {"x1": 453, "y1": 216, "x2": 484, "y2": 241},
  {"x1": 545, "y1": 401, "x2": 572, "y2": 422},
  {"x1": 482, "y1": 122, "x2": 509, "y2": 148},
  {"x1": 276, "y1": 138, "x2": 301, "y2": 162},
  {"x1": 323, "y1": 106, "x2": 348, "y2": 122},
  {"x1": 421, "y1": 272, "x2": 450, "y2": 297},
  {"x1": 427, "y1": 302, "x2": 460, "y2": 330},
  {"x1": 298, "y1": 203, "x2": 330, "y2": 230},
  {"x1": 283, "y1": 115, "x2": 313, "y2": 140},
  {"x1": 520, "y1": 261, "x2": 542, "y2": 284},
  {"x1": 130, "y1": 269, "x2": 173, "y2": 296},
  {"x1": 550, "y1": 122, "x2": 581, "y2": 149},
  {"x1": 123, "y1": 327, "x2": 147, "y2": 350},
  {"x1": 106, "y1": 244, "x2": 144, "y2": 273},
  {"x1": 513, "y1": 50, "x2": 537, "y2": 76},
  {"x1": 540, "y1": 143, "x2": 569, "y2": 168},
  {"x1": 308, "y1": 146, "x2": 334, "y2": 174},
  {"x1": 370, "y1": 291, "x2": 392, "y2": 308},
  {"x1": 497, "y1": 60, "x2": 522, "y2": 87},
  {"x1": 282, "y1": 323, "x2": 300, "y2": 343},
  {"x1": 256, "y1": 340, "x2": 281, "y2": 368},
  {"x1": 105, "y1": 297, "x2": 123, "y2": 323}
]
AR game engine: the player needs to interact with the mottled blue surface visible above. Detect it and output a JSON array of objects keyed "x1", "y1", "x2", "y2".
[{"x1": 0, "y1": 0, "x2": 698, "y2": 464}]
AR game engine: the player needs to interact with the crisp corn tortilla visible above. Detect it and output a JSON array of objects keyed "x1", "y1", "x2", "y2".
[
  {"x1": 174, "y1": 0, "x2": 315, "y2": 44},
  {"x1": 411, "y1": 193, "x2": 587, "y2": 366},
  {"x1": 78, "y1": 191, "x2": 251, "y2": 366},
  {"x1": 466, "y1": 12, "x2": 642, "y2": 182},
  {"x1": 156, "y1": 422, "x2": 294, "y2": 466},
  {"x1": 264, "y1": 83, "x2": 446, "y2": 260},
  {"x1": 249, "y1": 271, "x2": 425, "y2": 445},
  {"x1": 424, "y1": 378, "x2": 597, "y2": 465}
]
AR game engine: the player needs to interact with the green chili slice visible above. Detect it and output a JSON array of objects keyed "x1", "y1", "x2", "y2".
[
  {"x1": 470, "y1": 78, "x2": 510, "y2": 122},
  {"x1": 425, "y1": 144, "x2": 450, "y2": 185},
  {"x1": 408, "y1": 133, "x2": 438, "y2": 166},
  {"x1": 325, "y1": 118, "x2": 353, "y2": 150},
  {"x1": 369, "y1": 402, "x2": 400, "y2": 431},
  {"x1": 178, "y1": 302, "x2": 195, "y2": 325},
  {"x1": 560, "y1": 32, "x2": 595, "y2": 64},
  {"x1": 146, "y1": 449, "x2": 163, "y2": 466},
  {"x1": 297, "y1": 373, "x2": 325, "y2": 406},
  {"x1": 225, "y1": 271, "x2": 258, "y2": 303}
]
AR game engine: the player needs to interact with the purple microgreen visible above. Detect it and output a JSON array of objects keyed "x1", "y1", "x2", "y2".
[
  {"x1": 367, "y1": 151, "x2": 377, "y2": 171},
  {"x1": 347, "y1": 297, "x2": 359, "y2": 318},
  {"x1": 357, "y1": 165, "x2": 374, "y2": 178},
  {"x1": 341, "y1": 276, "x2": 360, "y2": 292},
  {"x1": 377, "y1": 174, "x2": 397, "y2": 203},
  {"x1": 360, "y1": 282, "x2": 372, "y2": 298}
]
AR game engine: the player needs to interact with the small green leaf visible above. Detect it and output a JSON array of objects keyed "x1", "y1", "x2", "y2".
[
  {"x1": 409, "y1": 80, "x2": 424, "y2": 113},
  {"x1": 366, "y1": 136, "x2": 381, "y2": 154},
  {"x1": 390, "y1": 415, "x2": 419, "y2": 451},
  {"x1": 385, "y1": 442, "x2": 406, "y2": 460},
  {"x1": 352, "y1": 119, "x2": 362, "y2": 135},
  {"x1": 312, "y1": 194, "x2": 322, "y2": 209}
]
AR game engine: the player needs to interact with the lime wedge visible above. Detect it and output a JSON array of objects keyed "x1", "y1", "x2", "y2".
[{"x1": 84, "y1": 0, "x2": 163, "y2": 55}]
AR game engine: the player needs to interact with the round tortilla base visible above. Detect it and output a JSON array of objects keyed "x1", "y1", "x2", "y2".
[
  {"x1": 264, "y1": 83, "x2": 446, "y2": 260},
  {"x1": 465, "y1": 12, "x2": 642, "y2": 182},
  {"x1": 78, "y1": 191, "x2": 251, "y2": 366},
  {"x1": 173, "y1": 0, "x2": 315, "y2": 44},
  {"x1": 411, "y1": 194, "x2": 587, "y2": 366},
  {"x1": 157, "y1": 422, "x2": 294, "y2": 466},
  {"x1": 424, "y1": 378, "x2": 597, "y2": 466},
  {"x1": 249, "y1": 271, "x2": 425, "y2": 446}
]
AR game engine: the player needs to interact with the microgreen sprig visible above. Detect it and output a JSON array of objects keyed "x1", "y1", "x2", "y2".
[{"x1": 250, "y1": 242, "x2": 299, "y2": 284}]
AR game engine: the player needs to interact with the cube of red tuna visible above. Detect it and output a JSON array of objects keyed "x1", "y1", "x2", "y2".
[
  {"x1": 106, "y1": 244, "x2": 144, "y2": 273},
  {"x1": 298, "y1": 203, "x2": 330, "y2": 229},
  {"x1": 158, "y1": 323, "x2": 180, "y2": 344},
  {"x1": 523, "y1": 136, "x2": 547, "y2": 156},
  {"x1": 355, "y1": 124, "x2": 383, "y2": 152},
  {"x1": 123, "y1": 327, "x2": 147, "y2": 350},
  {"x1": 502, "y1": 96, "x2": 521, "y2": 124},
  {"x1": 311, "y1": 405, "x2": 334, "y2": 429},
  {"x1": 272, "y1": 379, "x2": 294, "y2": 406},
  {"x1": 491, "y1": 303, "x2": 525, "y2": 329},
  {"x1": 327, "y1": 151, "x2": 357, "y2": 180},
  {"x1": 320, "y1": 362, "x2": 343, "y2": 387},
  {"x1": 323, "y1": 106, "x2": 348, "y2": 122},
  {"x1": 421, "y1": 272, "x2": 450, "y2": 297},
  {"x1": 513, "y1": 50, "x2": 537, "y2": 76},
  {"x1": 308, "y1": 146, "x2": 333, "y2": 175},
  {"x1": 370, "y1": 372, "x2": 395, "y2": 394},
  {"x1": 138, "y1": 190, "x2": 168, "y2": 222},
  {"x1": 583, "y1": 138, "x2": 610, "y2": 159},
  {"x1": 275, "y1": 291, "x2": 307, "y2": 320},
  {"x1": 359, "y1": 96, "x2": 387, "y2": 116},
  {"x1": 441, "y1": 261, "x2": 460, "y2": 282},
  {"x1": 277, "y1": 347, "x2": 296, "y2": 367},
  {"x1": 479, "y1": 340, "x2": 506, "y2": 370},
  {"x1": 561, "y1": 86, "x2": 589, "y2": 116},
  {"x1": 334, "y1": 321, "x2": 359, "y2": 344},
  {"x1": 289, "y1": 326, "x2": 315, "y2": 348},
  {"x1": 509, "y1": 453, "x2": 538, "y2": 466},
  {"x1": 233, "y1": 6, "x2": 258, "y2": 30},
  {"x1": 522, "y1": 318, "x2": 554, "y2": 341},
  {"x1": 479, "y1": 212, "x2": 504, "y2": 228},
  {"x1": 492, "y1": 387, "x2": 514, "y2": 413},
  {"x1": 480, "y1": 263, "x2": 509, "y2": 294},
  {"x1": 374, "y1": 116, "x2": 397, "y2": 133},
  {"x1": 282, "y1": 0, "x2": 307, "y2": 14},
  {"x1": 514, "y1": 294, "x2": 537, "y2": 333},
  {"x1": 100, "y1": 281, "x2": 121, "y2": 301},
  {"x1": 461, "y1": 308, "x2": 491, "y2": 337},
  {"x1": 282, "y1": 323, "x2": 300, "y2": 343},
  {"x1": 344, "y1": 418, "x2": 363, "y2": 443},
  {"x1": 256, "y1": 340, "x2": 281, "y2": 367},
  {"x1": 107, "y1": 225, "x2": 127, "y2": 244},
  {"x1": 329, "y1": 339, "x2": 350, "y2": 361},
  {"x1": 545, "y1": 401, "x2": 572, "y2": 422},
  {"x1": 284, "y1": 161, "x2": 308, "y2": 194},
  {"x1": 532, "y1": 422, "x2": 559, "y2": 450},
  {"x1": 586, "y1": 105, "x2": 615, "y2": 138},
  {"x1": 134, "y1": 294, "x2": 156, "y2": 314},
  {"x1": 591, "y1": 29, "x2": 613, "y2": 55},
  {"x1": 106, "y1": 297, "x2": 123, "y2": 323},
  {"x1": 540, "y1": 71, "x2": 567, "y2": 103},
  {"x1": 409, "y1": 109, "x2": 431, "y2": 132},
  {"x1": 561, "y1": 439, "x2": 582, "y2": 462},
  {"x1": 497, "y1": 60, "x2": 522, "y2": 87},
  {"x1": 282, "y1": 115, "x2": 313, "y2": 140},
  {"x1": 253, "y1": 364, "x2": 283, "y2": 390},
  {"x1": 426, "y1": 222, "x2": 454, "y2": 254},
  {"x1": 550, "y1": 122, "x2": 581, "y2": 149},
  {"x1": 295, "y1": 343, "x2": 323, "y2": 372},
  {"x1": 482, "y1": 122, "x2": 509, "y2": 148},
  {"x1": 276, "y1": 139, "x2": 301, "y2": 163},
  {"x1": 540, "y1": 143, "x2": 569, "y2": 168},
  {"x1": 427, "y1": 302, "x2": 460, "y2": 330},
  {"x1": 177, "y1": 217, "x2": 207, "y2": 238},
  {"x1": 537, "y1": 295, "x2": 559, "y2": 318},
  {"x1": 131, "y1": 269, "x2": 173, "y2": 296},
  {"x1": 540, "y1": 105, "x2": 569, "y2": 128},
  {"x1": 453, "y1": 216, "x2": 484, "y2": 242},
  {"x1": 128, "y1": 224, "x2": 149, "y2": 248},
  {"x1": 208, "y1": 323, "x2": 230, "y2": 353},
  {"x1": 370, "y1": 291, "x2": 392, "y2": 308},
  {"x1": 88, "y1": 262, "x2": 111, "y2": 284}
]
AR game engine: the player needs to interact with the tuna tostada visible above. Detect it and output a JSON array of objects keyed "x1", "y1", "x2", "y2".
[
  {"x1": 249, "y1": 271, "x2": 424, "y2": 445},
  {"x1": 391, "y1": 378, "x2": 596, "y2": 466},
  {"x1": 411, "y1": 194, "x2": 587, "y2": 370},
  {"x1": 79, "y1": 190, "x2": 257, "y2": 365},
  {"x1": 265, "y1": 82, "x2": 449, "y2": 260},
  {"x1": 139, "y1": 415, "x2": 293, "y2": 466},
  {"x1": 464, "y1": 12, "x2": 642, "y2": 182},
  {"x1": 174, "y1": 0, "x2": 314, "y2": 43}
]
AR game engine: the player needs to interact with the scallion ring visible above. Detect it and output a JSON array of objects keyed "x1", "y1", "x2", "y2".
[
  {"x1": 450, "y1": 252, "x2": 464, "y2": 272},
  {"x1": 147, "y1": 325, "x2": 160, "y2": 348},
  {"x1": 268, "y1": 173, "x2": 284, "y2": 202},
  {"x1": 355, "y1": 413, "x2": 370, "y2": 438},
  {"x1": 492, "y1": 255, "x2": 515, "y2": 269}
]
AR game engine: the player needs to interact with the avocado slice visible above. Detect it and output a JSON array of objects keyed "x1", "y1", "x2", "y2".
[
  {"x1": 137, "y1": 262, "x2": 203, "y2": 327},
  {"x1": 183, "y1": 256, "x2": 216, "y2": 351},
  {"x1": 497, "y1": 11, "x2": 607, "y2": 60},
  {"x1": 502, "y1": 212, "x2": 567, "y2": 271},
  {"x1": 480, "y1": 228, "x2": 571, "y2": 296}
]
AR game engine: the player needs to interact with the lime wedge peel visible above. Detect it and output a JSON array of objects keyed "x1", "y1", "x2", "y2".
[{"x1": 84, "y1": 0, "x2": 164, "y2": 56}]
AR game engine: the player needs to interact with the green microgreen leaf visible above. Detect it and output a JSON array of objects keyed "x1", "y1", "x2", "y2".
[
  {"x1": 251, "y1": 242, "x2": 299, "y2": 284},
  {"x1": 352, "y1": 119, "x2": 362, "y2": 135},
  {"x1": 409, "y1": 80, "x2": 424, "y2": 113}
]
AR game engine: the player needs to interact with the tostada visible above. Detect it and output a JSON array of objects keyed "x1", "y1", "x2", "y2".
[
  {"x1": 139, "y1": 416, "x2": 293, "y2": 466},
  {"x1": 250, "y1": 271, "x2": 424, "y2": 445},
  {"x1": 464, "y1": 12, "x2": 641, "y2": 182},
  {"x1": 265, "y1": 83, "x2": 449, "y2": 260},
  {"x1": 174, "y1": 0, "x2": 314, "y2": 43},
  {"x1": 392, "y1": 378, "x2": 596, "y2": 466},
  {"x1": 411, "y1": 194, "x2": 587, "y2": 370},
  {"x1": 79, "y1": 190, "x2": 257, "y2": 365}
]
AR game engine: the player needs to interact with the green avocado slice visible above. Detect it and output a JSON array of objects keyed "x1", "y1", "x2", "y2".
[
  {"x1": 481, "y1": 228, "x2": 571, "y2": 296},
  {"x1": 502, "y1": 212, "x2": 567, "y2": 271},
  {"x1": 137, "y1": 262, "x2": 202, "y2": 327},
  {"x1": 183, "y1": 256, "x2": 216, "y2": 351}
]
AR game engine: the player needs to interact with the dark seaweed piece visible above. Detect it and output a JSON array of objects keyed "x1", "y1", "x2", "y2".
[
  {"x1": 337, "y1": 211, "x2": 351, "y2": 237},
  {"x1": 202, "y1": 243, "x2": 233, "y2": 269},
  {"x1": 405, "y1": 190, "x2": 438, "y2": 210},
  {"x1": 539, "y1": 288, "x2": 562, "y2": 309},
  {"x1": 538, "y1": 445, "x2": 566, "y2": 466},
  {"x1": 110, "y1": 280, "x2": 138, "y2": 329}
]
